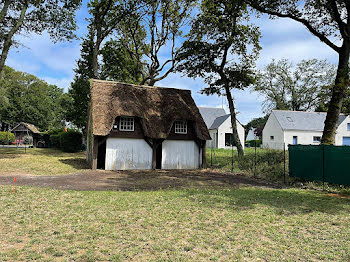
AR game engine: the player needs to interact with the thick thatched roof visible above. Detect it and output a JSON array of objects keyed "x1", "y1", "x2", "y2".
[
  {"x1": 89, "y1": 79, "x2": 210, "y2": 140},
  {"x1": 11, "y1": 122, "x2": 40, "y2": 134}
]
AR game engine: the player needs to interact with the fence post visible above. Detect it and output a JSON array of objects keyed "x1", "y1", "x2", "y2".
[
  {"x1": 254, "y1": 141, "x2": 257, "y2": 177},
  {"x1": 322, "y1": 145, "x2": 325, "y2": 191},
  {"x1": 210, "y1": 146, "x2": 213, "y2": 167},
  {"x1": 231, "y1": 143, "x2": 234, "y2": 172},
  {"x1": 283, "y1": 143, "x2": 286, "y2": 184}
]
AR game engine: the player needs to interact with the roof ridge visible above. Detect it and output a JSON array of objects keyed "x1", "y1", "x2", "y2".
[
  {"x1": 90, "y1": 79, "x2": 191, "y2": 93},
  {"x1": 273, "y1": 109, "x2": 347, "y2": 116}
]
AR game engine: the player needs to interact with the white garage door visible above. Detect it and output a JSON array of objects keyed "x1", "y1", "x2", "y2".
[
  {"x1": 162, "y1": 140, "x2": 200, "y2": 169},
  {"x1": 105, "y1": 138, "x2": 152, "y2": 170}
]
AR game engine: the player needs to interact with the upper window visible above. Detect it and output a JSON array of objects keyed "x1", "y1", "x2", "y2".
[
  {"x1": 175, "y1": 120, "x2": 187, "y2": 134},
  {"x1": 313, "y1": 136, "x2": 321, "y2": 143},
  {"x1": 119, "y1": 117, "x2": 134, "y2": 131},
  {"x1": 347, "y1": 123, "x2": 350, "y2": 131},
  {"x1": 270, "y1": 136, "x2": 274, "y2": 140}
]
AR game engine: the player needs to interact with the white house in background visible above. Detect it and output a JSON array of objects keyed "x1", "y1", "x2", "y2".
[
  {"x1": 246, "y1": 128, "x2": 259, "y2": 141},
  {"x1": 198, "y1": 107, "x2": 245, "y2": 149},
  {"x1": 262, "y1": 110, "x2": 350, "y2": 150}
]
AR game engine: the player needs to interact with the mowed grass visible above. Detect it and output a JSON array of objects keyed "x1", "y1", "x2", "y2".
[
  {"x1": 0, "y1": 148, "x2": 88, "y2": 176},
  {"x1": 1, "y1": 185, "x2": 350, "y2": 261}
]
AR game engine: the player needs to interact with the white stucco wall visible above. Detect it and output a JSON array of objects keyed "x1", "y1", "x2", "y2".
[
  {"x1": 262, "y1": 113, "x2": 285, "y2": 150},
  {"x1": 335, "y1": 116, "x2": 350, "y2": 145},
  {"x1": 283, "y1": 130, "x2": 323, "y2": 147},
  {"x1": 162, "y1": 140, "x2": 200, "y2": 169},
  {"x1": 215, "y1": 118, "x2": 245, "y2": 149},
  {"x1": 263, "y1": 114, "x2": 350, "y2": 149},
  {"x1": 105, "y1": 138, "x2": 152, "y2": 170}
]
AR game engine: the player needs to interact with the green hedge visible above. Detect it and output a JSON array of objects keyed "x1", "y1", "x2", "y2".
[
  {"x1": 60, "y1": 130, "x2": 83, "y2": 153},
  {"x1": 50, "y1": 134, "x2": 62, "y2": 148},
  {"x1": 245, "y1": 139, "x2": 262, "y2": 147},
  {"x1": 0, "y1": 131, "x2": 15, "y2": 145},
  {"x1": 49, "y1": 130, "x2": 83, "y2": 153}
]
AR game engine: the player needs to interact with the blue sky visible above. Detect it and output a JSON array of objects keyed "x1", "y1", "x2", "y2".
[{"x1": 6, "y1": 2, "x2": 339, "y2": 124}]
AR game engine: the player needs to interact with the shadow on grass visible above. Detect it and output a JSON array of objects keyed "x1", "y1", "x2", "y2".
[
  {"x1": 59, "y1": 158, "x2": 90, "y2": 170},
  {"x1": 179, "y1": 187, "x2": 350, "y2": 215},
  {"x1": 0, "y1": 147, "x2": 86, "y2": 158},
  {"x1": 101, "y1": 170, "x2": 349, "y2": 215}
]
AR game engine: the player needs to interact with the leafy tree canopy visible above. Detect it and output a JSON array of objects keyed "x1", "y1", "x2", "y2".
[
  {"x1": 254, "y1": 59, "x2": 337, "y2": 113},
  {"x1": 0, "y1": 66, "x2": 68, "y2": 131},
  {"x1": 177, "y1": 0, "x2": 261, "y2": 156}
]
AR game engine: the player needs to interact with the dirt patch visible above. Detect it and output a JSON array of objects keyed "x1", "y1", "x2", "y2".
[{"x1": 0, "y1": 169, "x2": 280, "y2": 191}]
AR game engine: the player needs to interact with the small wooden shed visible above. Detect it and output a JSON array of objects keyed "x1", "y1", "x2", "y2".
[
  {"x1": 11, "y1": 122, "x2": 41, "y2": 147},
  {"x1": 87, "y1": 80, "x2": 210, "y2": 170}
]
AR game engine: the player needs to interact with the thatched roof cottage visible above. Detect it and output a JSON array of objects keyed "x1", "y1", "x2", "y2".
[
  {"x1": 11, "y1": 122, "x2": 41, "y2": 146},
  {"x1": 87, "y1": 80, "x2": 210, "y2": 170}
]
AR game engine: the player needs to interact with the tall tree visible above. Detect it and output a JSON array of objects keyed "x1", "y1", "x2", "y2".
[
  {"x1": 0, "y1": 66, "x2": 67, "y2": 130},
  {"x1": 87, "y1": 0, "x2": 139, "y2": 78},
  {"x1": 244, "y1": 0, "x2": 350, "y2": 144},
  {"x1": 65, "y1": 27, "x2": 95, "y2": 132},
  {"x1": 177, "y1": 0, "x2": 260, "y2": 156},
  {"x1": 119, "y1": 0, "x2": 196, "y2": 86},
  {"x1": 100, "y1": 39, "x2": 143, "y2": 83},
  {"x1": 0, "y1": 0, "x2": 81, "y2": 78},
  {"x1": 254, "y1": 59, "x2": 337, "y2": 113}
]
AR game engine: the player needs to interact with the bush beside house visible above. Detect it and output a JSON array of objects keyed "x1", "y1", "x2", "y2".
[
  {"x1": 0, "y1": 131, "x2": 15, "y2": 145},
  {"x1": 49, "y1": 129, "x2": 83, "y2": 153}
]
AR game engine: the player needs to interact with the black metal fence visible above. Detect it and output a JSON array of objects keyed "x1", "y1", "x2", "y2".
[{"x1": 208, "y1": 142, "x2": 288, "y2": 183}]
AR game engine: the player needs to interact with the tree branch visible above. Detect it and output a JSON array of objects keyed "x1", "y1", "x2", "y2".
[
  {"x1": 0, "y1": 0, "x2": 10, "y2": 24},
  {"x1": 329, "y1": 0, "x2": 347, "y2": 39},
  {"x1": 246, "y1": 2, "x2": 341, "y2": 52}
]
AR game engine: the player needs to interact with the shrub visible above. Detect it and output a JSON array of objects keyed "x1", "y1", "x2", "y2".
[
  {"x1": 50, "y1": 134, "x2": 62, "y2": 148},
  {"x1": 60, "y1": 130, "x2": 83, "y2": 153},
  {"x1": 245, "y1": 139, "x2": 262, "y2": 147},
  {"x1": 0, "y1": 131, "x2": 15, "y2": 145}
]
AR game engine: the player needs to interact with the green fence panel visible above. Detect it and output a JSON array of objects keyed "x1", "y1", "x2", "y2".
[
  {"x1": 324, "y1": 145, "x2": 350, "y2": 186},
  {"x1": 289, "y1": 145, "x2": 323, "y2": 182}
]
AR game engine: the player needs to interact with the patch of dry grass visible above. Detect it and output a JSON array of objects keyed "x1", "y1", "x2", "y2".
[
  {"x1": 0, "y1": 148, "x2": 88, "y2": 176},
  {"x1": 0, "y1": 186, "x2": 350, "y2": 261}
]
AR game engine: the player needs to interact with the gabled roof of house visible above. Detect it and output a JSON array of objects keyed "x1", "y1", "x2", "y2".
[
  {"x1": 272, "y1": 110, "x2": 348, "y2": 131},
  {"x1": 210, "y1": 114, "x2": 230, "y2": 129},
  {"x1": 198, "y1": 107, "x2": 226, "y2": 129},
  {"x1": 11, "y1": 122, "x2": 40, "y2": 134},
  {"x1": 89, "y1": 79, "x2": 210, "y2": 140}
]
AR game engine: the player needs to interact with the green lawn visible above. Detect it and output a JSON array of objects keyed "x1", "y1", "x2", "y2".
[
  {"x1": 1, "y1": 148, "x2": 350, "y2": 261},
  {"x1": 0, "y1": 148, "x2": 88, "y2": 176},
  {"x1": 1, "y1": 186, "x2": 350, "y2": 261}
]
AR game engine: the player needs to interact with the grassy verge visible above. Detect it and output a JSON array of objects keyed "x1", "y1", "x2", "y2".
[
  {"x1": 1, "y1": 185, "x2": 350, "y2": 261},
  {"x1": 0, "y1": 148, "x2": 88, "y2": 176},
  {"x1": 206, "y1": 148, "x2": 287, "y2": 182}
]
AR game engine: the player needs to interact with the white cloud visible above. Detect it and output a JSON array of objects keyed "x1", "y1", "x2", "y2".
[{"x1": 41, "y1": 76, "x2": 72, "y2": 92}]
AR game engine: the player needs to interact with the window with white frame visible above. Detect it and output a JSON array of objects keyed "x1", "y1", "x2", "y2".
[
  {"x1": 270, "y1": 136, "x2": 274, "y2": 140},
  {"x1": 313, "y1": 136, "x2": 321, "y2": 143},
  {"x1": 175, "y1": 120, "x2": 187, "y2": 134},
  {"x1": 347, "y1": 123, "x2": 350, "y2": 131},
  {"x1": 119, "y1": 117, "x2": 134, "y2": 131}
]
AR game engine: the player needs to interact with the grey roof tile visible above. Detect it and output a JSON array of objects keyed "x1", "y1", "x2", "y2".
[
  {"x1": 210, "y1": 114, "x2": 230, "y2": 129},
  {"x1": 198, "y1": 107, "x2": 226, "y2": 129},
  {"x1": 272, "y1": 110, "x2": 348, "y2": 131}
]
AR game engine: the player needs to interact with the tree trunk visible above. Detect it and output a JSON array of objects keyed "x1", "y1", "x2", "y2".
[
  {"x1": 225, "y1": 86, "x2": 244, "y2": 156},
  {"x1": 92, "y1": 37, "x2": 101, "y2": 79},
  {"x1": 0, "y1": 2, "x2": 27, "y2": 79},
  {"x1": 322, "y1": 43, "x2": 350, "y2": 144},
  {"x1": 0, "y1": 0, "x2": 10, "y2": 24}
]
